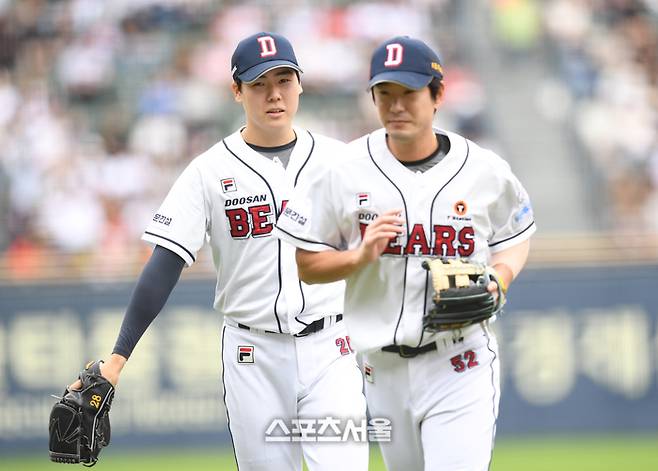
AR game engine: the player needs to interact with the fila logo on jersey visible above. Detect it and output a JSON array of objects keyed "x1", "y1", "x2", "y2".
[
  {"x1": 359, "y1": 222, "x2": 474, "y2": 257},
  {"x1": 357, "y1": 193, "x2": 370, "y2": 207},
  {"x1": 364, "y1": 364, "x2": 374, "y2": 383},
  {"x1": 257, "y1": 36, "x2": 276, "y2": 57},
  {"x1": 238, "y1": 346, "x2": 254, "y2": 363},
  {"x1": 221, "y1": 178, "x2": 237, "y2": 193},
  {"x1": 384, "y1": 44, "x2": 403, "y2": 67}
]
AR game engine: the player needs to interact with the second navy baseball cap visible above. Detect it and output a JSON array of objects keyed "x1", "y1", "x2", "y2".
[
  {"x1": 231, "y1": 32, "x2": 303, "y2": 83},
  {"x1": 368, "y1": 36, "x2": 443, "y2": 90}
]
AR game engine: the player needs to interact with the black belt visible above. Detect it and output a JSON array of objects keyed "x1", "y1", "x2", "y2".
[
  {"x1": 236, "y1": 323, "x2": 278, "y2": 334},
  {"x1": 382, "y1": 342, "x2": 437, "y2": 358},
  {"x1": 295, "y1": 314, "x2": 343, "y2": 337}
]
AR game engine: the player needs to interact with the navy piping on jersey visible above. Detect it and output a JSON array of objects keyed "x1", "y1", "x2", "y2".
[
  {"x1": 297, "y1": 280, "x2": 306, "y2": 317},
  {"x1": 293, "y1": 130, "x2": 315, "y2": 187},
  {"x1": 275, "y1": 225, "x2": 340, "y2": 250},
  {"x1": 488, "y1": 220, "x2": 535, "y2": 248},
  {"x1": 291, "y1": 130, "x2": 315, "y2": 317},
  {"x1": 274, "y1": 239, "x2": 285, "y2": 332},
  {"x1": 415, "y1": 277, "x2": 429, "y2": 349},
  {"x1": 393, "y1": 260, "x2": 409, "y2": 345},
  {"x1": 294, "y1": 314, "x2": 310, "y2": 328},
  {"x1": 416, "y1": 138, "x2": 470, "y2": 347},
  {"x1": 143, "y1": 231, "x2": 196, "y2": 263},
  {"x1": 366, "y1": 133, "x2": 410, "y2": 346},
  {"x1": 484, "y1": 327, "x2": 499, "y2": 471},
  {"x1": 223, "y1": 139, "x2": 284, "y2": 333},
  {"x1": 220, "y1": 326, "x2": 240, "y2": 470}
]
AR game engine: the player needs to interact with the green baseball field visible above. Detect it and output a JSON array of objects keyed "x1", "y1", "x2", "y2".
[{"x1": 5, "y1": 435, "x2": 658, "y2": 470}]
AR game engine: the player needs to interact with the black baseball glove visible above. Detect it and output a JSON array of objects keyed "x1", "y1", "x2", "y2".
[
  {"x1": 422, "y1": 258, "x2": 505, "y2": 332},
  {"x1": 49, "y1": 360, "x2": 115, "y2": 466}
]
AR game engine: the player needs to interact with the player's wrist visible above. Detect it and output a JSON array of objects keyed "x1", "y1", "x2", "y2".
[
  {"x1": 101, "y1": 354, "x2": 127, "y2": 386},
  {"x1": 490, "y1": 263, "x2": 513, "y2": 293},
  {"x1": 106, "y1": 353, "x2": 127, "y2": 366},
  {"x1": 353, "y1": 244, "x2": 374, "y2": 270}
]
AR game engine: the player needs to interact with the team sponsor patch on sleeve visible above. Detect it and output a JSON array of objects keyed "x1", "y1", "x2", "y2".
[
  {"x1": 282, "y1": 206, "x2": 307, "y2": 226},
  {"x1": 514, "y1": 203, "x2": 532, "y2": 224},
  {"x1": 514, "y1": 189, "x2": 533, "y2": 223},
  {"x1": 512, "y1": 187, "x2": 534, "y2": 228},
  {"x1": 152, "y1": 213, "x2": 172, "y2": 226},
  {"x1": 280, "y1": 196, "x2": 312, "y2": 229}
]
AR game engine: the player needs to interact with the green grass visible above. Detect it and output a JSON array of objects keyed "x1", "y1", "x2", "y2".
[
  {"x1": 492, "y1": 435, "x2": 658, "y2": 471},
  {"x1": 5, "y1": 435, "x2": 658, "y2": 470}
]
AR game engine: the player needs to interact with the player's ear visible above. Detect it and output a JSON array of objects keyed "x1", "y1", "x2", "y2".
[
  {"x1": 433, "y1": 82, "x2": 444, "y2": 111},
  {"x1": 231, "y1": 82, "x2": 242, "y2": 103}
]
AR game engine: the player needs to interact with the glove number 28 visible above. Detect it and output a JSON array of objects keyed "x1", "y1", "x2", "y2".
[
  {"x1": 336, "y1": 336, "x2": 354, "y2": 356},
  {"x1": 90, "y1": 394, "x2": 102, "y2": 409},
  {"x1": 450, "y1": 350, "x2": 479, "y2": 373}
]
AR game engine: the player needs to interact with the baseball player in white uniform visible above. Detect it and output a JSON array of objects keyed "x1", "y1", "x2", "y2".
[
  {"x1": 69, "y1": 32, "x2": 367, "y2": 471},
  {"x1": 275, "y1": 36, "x2": 535, "y2": 470}
]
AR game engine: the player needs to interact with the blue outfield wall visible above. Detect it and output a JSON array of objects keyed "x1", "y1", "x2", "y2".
[{"x1": 0, "y1": 264, "x2": 657, "y2": 451}]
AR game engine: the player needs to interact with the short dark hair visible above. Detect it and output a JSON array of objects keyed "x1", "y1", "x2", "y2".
[
  {"x1": 428, "y1": 77, "x2": 444, "y2": 100},
  {"x1": 234, "y1": 70, "x2": 301, "y2": 91},
  {"x1": 370, "y1": 78, "x2": 444, "y2": 101}
]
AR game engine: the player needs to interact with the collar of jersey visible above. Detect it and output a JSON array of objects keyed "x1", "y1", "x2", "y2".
[
  {"x1": 224, "y1": 126, "x2": 311, "y2": 169},
  {"x1": 368, "y1": 127, "x2": 466, "y2": 178}
]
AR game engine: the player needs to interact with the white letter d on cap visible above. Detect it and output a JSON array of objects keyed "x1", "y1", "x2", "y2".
[
  {"x1": 384, "y1": 44, "x2": 403, "y2": 67},
  {"x1": 257, "y1": 36, "x2": 277, "y2": 57}
]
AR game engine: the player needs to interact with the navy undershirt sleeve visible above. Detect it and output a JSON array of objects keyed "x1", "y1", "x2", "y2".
[{"x1": 112, "y1": 245, "x2": 186, "y2": 359}]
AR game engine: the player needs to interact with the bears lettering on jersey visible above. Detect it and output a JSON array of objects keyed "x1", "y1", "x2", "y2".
[
  {"x1": 225, "y1": 198, "x2": 289, "y2": 240},
  {"x1": 359, "y1": 222, "x2": 474, "y2": 257},
  {"x1": 226, "y1": 205, "x2": 274, "y2": 238},
  {"x1": 406, "y1": 223, "x2": 429, "y2": 254}
]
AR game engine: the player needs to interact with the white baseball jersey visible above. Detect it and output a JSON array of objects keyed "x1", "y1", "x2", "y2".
[
  {"x1": 275, "y1": 127, "x2": 536, "y2": 352},
  {"x1": 142, "y1": 127, "x2": 345, "y2": 334}
]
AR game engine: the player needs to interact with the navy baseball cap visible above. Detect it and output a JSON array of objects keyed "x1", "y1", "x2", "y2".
[
  {"x1": 368, "y1": 36, "x2": 443, "y2": 90},
  {"x1": 231, "y1": 32, "x2": 302, "y2": 83}
]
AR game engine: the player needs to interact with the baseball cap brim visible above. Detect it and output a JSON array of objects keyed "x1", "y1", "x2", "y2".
[
  {"x1": 368, "y1": 71, "x2": 433, "y2": 90},
  {"x1": 238, "y1": 61, "x2": 303, "y2": 83}
]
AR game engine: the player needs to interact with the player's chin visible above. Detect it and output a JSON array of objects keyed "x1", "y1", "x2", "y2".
[
  {"x1": 264, "y1": 112, "x2": 292, "y2": 126},
  {"x1": 385, "y1": 125, "x2": 414, "y2": 140}
]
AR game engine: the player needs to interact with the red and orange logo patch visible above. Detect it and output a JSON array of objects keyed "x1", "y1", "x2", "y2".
[{"x1": 454, "y1": 200, "x2": 467, "y2": 216}]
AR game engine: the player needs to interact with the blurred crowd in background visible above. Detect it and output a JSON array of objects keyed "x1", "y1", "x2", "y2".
[
  {"x1": 543, "y1": 0, "x2": 658, "y2": 234},
  {"x1": 0, "y1": 0, "x2": 656, "y2": 280}
]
